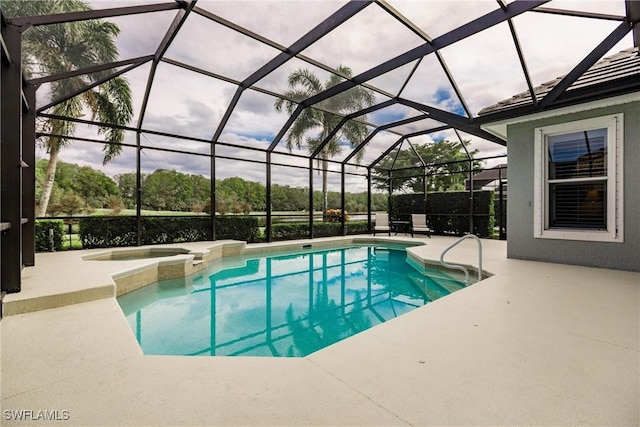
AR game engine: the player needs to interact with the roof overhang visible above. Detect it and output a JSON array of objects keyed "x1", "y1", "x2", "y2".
[{"x1": 480, "y1": 90, "x2": 640, "y2": 140}]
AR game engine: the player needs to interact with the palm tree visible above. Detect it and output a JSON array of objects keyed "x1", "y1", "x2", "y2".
[
  {"x1": 3, "y1": 0, "x2": 133, "y2": 216},
  {"x1": 274, "y1": 66, "x2": 374, "y2": 216}
]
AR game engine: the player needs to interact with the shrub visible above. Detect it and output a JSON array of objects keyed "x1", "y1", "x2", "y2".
[
  {"x1": 270, "y1": 220, "x2": 368, "y2": 241},
  {"x1": 106, "y1": 195, "x2": 125, "y2": 215},
  {"x1": 35, "y1": 220, "x2": 64, "y2": 252},
  {"x1": 271, "y1": 223, "x2": 309, "y2": 241},
  {"x1": 314, "y1": 221, "x2": 342, "y2": 237},
  {"x1": 59, "y1": 193, "x2": 85, "y2": 216},
  {"x1": 78, "y1": 216, "x2": 260, "y2": 249},
  {"x1": 143, "y1": 217, "x2": 211, "y2": 244},
  {"x1": 215, "y1": 216, "x2": 259, "y2": 242},
  {"x1": 79, "y1": 217, "x2": 137, "y2": 248},
  {"x1": 345, "y1": 220, "x2": 368, "y2": 235},
  {"x1": 324, "y1": 209, "x2": 349, "y2": 223}
]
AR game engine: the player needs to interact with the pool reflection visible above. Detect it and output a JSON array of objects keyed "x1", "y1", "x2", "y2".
[{"x1": 118, "y1": 246, "x2": 465, "y2": 357}]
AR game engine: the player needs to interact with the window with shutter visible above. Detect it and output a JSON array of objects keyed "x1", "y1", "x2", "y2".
[{"x1": 534, "y1": 114, "x2": 623, "y2": 242}]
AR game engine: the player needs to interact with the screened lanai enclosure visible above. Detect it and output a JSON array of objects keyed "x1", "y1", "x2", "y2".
[{"x1": 1, "y1": 0, "x2": 639, "y2": 293}]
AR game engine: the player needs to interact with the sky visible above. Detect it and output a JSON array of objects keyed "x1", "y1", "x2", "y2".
[{"x1": 28, "y1": 0, "x2": 634, "y2": 191}]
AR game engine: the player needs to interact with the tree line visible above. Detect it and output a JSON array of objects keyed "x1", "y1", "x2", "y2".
[{"x1": 36, "y1": 160, "x2": 388, "y2": 216}]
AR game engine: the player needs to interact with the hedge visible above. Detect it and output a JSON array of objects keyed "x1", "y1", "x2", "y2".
[
  {"x1": 390, "y1": 191, "x2": 495, "y2": 238},
  {"x1": 35, "y1": 220, "x2": 64, "y2": 252},
  {"x1": 215, "y1": 216, "x2": 259, "y2": 242},
  {"x1": 271, "y1": 220, "x2": 369, "y2": 241},
  {"x1": 78, "y1": 216, "x2": 259, "y2": 249}
]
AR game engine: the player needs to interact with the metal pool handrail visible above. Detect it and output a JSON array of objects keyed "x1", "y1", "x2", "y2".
[{"x1": 439, "y1": 234, "x2": 483, "y2": 285}]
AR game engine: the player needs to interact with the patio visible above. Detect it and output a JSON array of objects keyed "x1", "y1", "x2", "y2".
[{"x1": 2, "y1": 236, "x2": 638, "y2": 426}]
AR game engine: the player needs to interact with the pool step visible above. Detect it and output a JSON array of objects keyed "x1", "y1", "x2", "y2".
[
  {"x1": 407, "y1": 269, "x2": 467, "y2": 302},
  {"x1": 434, "y1": 277, "x2": 467, "y2": 293}
]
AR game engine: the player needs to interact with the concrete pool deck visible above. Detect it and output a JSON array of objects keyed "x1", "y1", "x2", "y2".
[{"x1": 1, "y1": 236, "x2": 638, "y2": 426}]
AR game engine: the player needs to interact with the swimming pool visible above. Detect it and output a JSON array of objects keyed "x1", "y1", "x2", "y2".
[{"x1": 117, "y1": 244, "x2": 467, "y2": 357}]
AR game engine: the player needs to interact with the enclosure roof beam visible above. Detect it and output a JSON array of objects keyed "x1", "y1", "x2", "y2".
[
  {"x1": 309, "y1": 98, "x2": 398, "y2": 159},
  {"x1": 296, "y1": 0, "x2": 548, "y2": 117},
  {"x1": 242, "y1": 1, "x2": 372, "y2": 89},
  {"x1": 137, "y1": 0, "x2": 197, "y2": 129},
  {"x1": 8, "y1": 2, "x2": 183, "y2": 29},
  {"x1": 389, "y1": 139, "x2": 406, "y2": 171},
  {"x1": 160, "y1": 57, "x2": 379, "y2": 132},
  {"x1": 267, "y1": 104, "x2": 305, "y2": 152},
  {"x1": 375, "y1": 0, "x2": 433, "y2": 43},
  {"x1": 28, "y1": 55, "x2": 154, "y2": 86},
  {"x1": 396, "y1": 57, "x2": 421, "y2": 98},
  {"x1": 406, "y1": 139, "x2": 426, "y2": 167},
  {"x1": 377, "y1": 0, "x2": 473, "y2": 119},
  {"x1": 369, "y1": 137, "x2": 405, "y2": 170},
  {"x1": 271, "y1": 0, "x2": 544, "y2": 154},
  {"x1": 214, "y1": 1, "x2": 372, "y2": 146},
  {"x1": 434, "y1": 51, "x2": 473, "y2": 119},
  {"x1": 531, "y1": 7, "x2": 625, "y2": 21},
  {"x1": 507, "y1": 18, "x2": 537, "y2": 106},
  {"x1": 194, "y1": 5, "x2": 394, "y2": 100},
  {"x1": 397, "y1": 98, "x2": 506, "y2": 145},
  {"x1": 382, "y1": 153, "x2": 506, "y2": 174},
  {"x1": 627, "y1": 0, "x2": 640, "y2": 46},
  {"x1": 364, "y1": 124, "x2": 451, "y2": 170},
  {"x1": 37, "y1": 113, "x2": 320, "y2": 162},
  {"x1": 539, "y1": 21, "x2": 633, "y2": 108},
  {"x1": 454, "y1": 129, "x2": 472, "y2": 160},
  {"x1": 36, "y1": 59, "x2": 150, "y2": 113},
  {"x1": 403, "y1": 125, "x2": 451, "y2": 140},
  {"x1": 193, "y1": 6, "x2": 286, "y2": 52},
  {"x1": 341, "y1": 113, "x2": 430, "y2": 165}
]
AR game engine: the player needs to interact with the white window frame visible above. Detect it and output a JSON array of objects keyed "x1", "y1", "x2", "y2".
[{"x1": 534, "y1": 114, "x2": 624, "y2": 242}]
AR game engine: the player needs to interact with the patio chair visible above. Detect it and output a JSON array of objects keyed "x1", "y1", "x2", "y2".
[
  {"x1": 411, "y1": 214, "x2": 431, "y2": 238},
  {"x1": 373, "y1": 213, "x2": 391, "y2": 236}
]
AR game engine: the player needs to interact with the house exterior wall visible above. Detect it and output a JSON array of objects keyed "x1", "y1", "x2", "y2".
[{"x1": 506, "y1": 101, "x2": 640, "y2": 271}]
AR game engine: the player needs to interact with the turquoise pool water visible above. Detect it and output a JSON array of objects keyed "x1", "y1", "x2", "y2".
[{"x1": 117, "y1": 245, "x2": 467, "y2": 357}]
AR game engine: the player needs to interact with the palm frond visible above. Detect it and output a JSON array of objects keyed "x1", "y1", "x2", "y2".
[
  {"x1": 341, "y1": 120, "x2": 370, "y2": 163},
  {"x1": 274, "y1": 89, "x2": 311, "y2": 114},
  {"x1": 47, "y1": 97, "x2": 83, "y2": 151},
  {"x1": 285, "y1": 109, "x2": 320, "y2": 151},
  {"x1": 89, "y1": 76, "x2": 133, "y2": 163},
  {"x1": 287, "y1": 68, "x2": 323, "y2": 94}
]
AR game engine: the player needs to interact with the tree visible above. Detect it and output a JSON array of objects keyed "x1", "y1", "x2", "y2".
[
  {"x1": 3, "y1": 0, "x2": 133, "y2": 217},
  {"x1": 105, "y1": 195, "x2": 124, "y2": 215},
  {"x1": 37, "y1": 159, "x2": 120, "y2": 208},
  {"x1": 143, "y1": 169, "x2": 185, "y2": 211},
  {"x1": 58, "y1": 193, "x2": 85, "y2": 216},
  {"x1": 217, "y1": 177, "x2": 265, "y2": 211},
  {"x1": 274, "y1": 66, "x2": 374, "y2": 216},
  {"x1": 115, "y1": 172, "x2": 138, "y2": 209},
  {"x1": 373, "y1": 140, "x2": 483, "y2": 193}
]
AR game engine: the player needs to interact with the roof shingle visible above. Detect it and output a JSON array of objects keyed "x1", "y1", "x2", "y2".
[{"x1": 478, "y1": 47, "x2": 640, "y2": 116}]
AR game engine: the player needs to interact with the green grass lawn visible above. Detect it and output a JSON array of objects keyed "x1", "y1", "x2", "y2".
[
  {"x1": 91, "y1": 208, "x2": 208, "y2": 216},
  {"x1": 60, "y1": 234, "x2": 83, "y2": 250}
]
